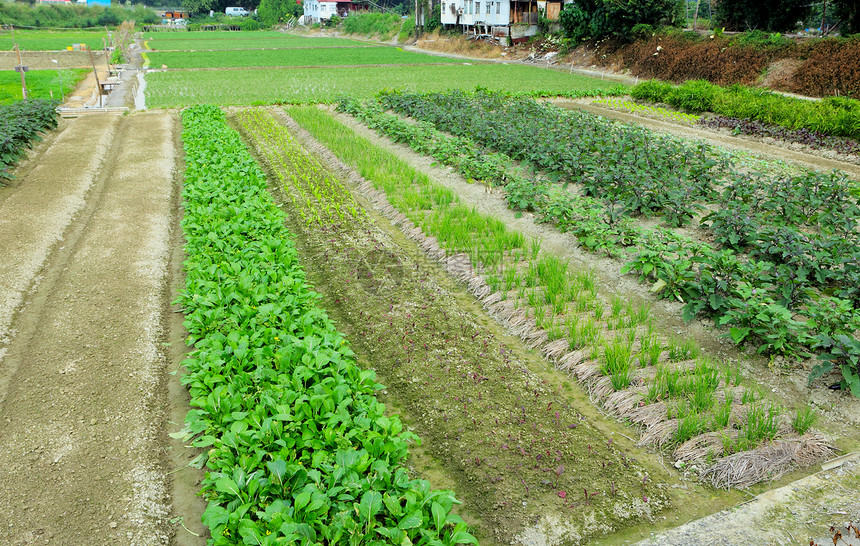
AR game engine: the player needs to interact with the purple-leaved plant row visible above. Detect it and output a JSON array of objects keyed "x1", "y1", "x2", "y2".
[{"x1": 698, "y1": 114, "x2": 860, "y2": 157}]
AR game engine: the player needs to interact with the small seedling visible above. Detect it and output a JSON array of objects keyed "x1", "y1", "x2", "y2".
[
  {"x1": 593, "y1": 300, "x2": 605, "y2": 321},
  {"x1": 713, "y1": 391, "x2": 733, "y2": 428},
  {"x1": 792, "y1": 404, "x2": 817, "y2": 435},
  {"x1": 610, "y1": 295, "x2": 624, "y2": 318},
  {"x1": 668, "y1": 336, "x2": 699, "y2": 361}
]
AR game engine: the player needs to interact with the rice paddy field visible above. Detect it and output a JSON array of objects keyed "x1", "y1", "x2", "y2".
[
  {"x1": 148, "y1": 46, "x2": 466, "y2": 69},
  {"x1": 0, "y1": 29, "x2": 111, "y2": 51},
  {"x1": 1, "y1": 26, "x2": 857, "y2": 546},
  {"x1": 143, "y1": 34, "x2": 374, "y2": 50}
]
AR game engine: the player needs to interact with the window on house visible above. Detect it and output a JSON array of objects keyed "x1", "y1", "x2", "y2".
[
  {"x1": 442, "y1": 2, "x2": 445, "y2": 13},
  {"x1": 476, "y1": 2, "x2": 480, "y2": 15},
  {"x1": 495, "y1": 1, "x2": 499, "y2": 14},
  {"x1": 486, "y1": 2, "x2": 490, "y2": 14}
]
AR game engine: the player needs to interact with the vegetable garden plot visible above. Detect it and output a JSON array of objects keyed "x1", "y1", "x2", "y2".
[
  {"x1": 235, "y1": 107, "x2": 674, "y2": 544},
  {"x1": 288, "y1": 103, "x2": 837, "y2": 491},
  {"x1": 0, "y1": 68, "x2": 88, "y2": 104},
  {"x1": 365, "y1": 90, "x2": 860, "y2": 395},
  {"x1": 0, "y1": 30, "x2": 107, "y2": 51},
  {"x1": 176, "y1": 105, "x2": 473, "y2": 545},
  {"x1": 144, "y1": 66, "x2": 623, "y2": 108}
]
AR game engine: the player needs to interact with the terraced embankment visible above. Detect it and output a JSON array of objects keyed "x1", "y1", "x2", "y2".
[{"x1": 0, "y1": 113, "x2": 201, "y2": 545}]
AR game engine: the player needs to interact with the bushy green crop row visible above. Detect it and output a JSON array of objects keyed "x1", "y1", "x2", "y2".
[
  {"x1": 631, "y1": 79, "x2": 860, "y2": 140},
  {"x1": 340, "y1": 93, "x2": 860, "y2": 397},
  {"x1": 176, "y1": 105, "x2": 472, "y2": 545},
  {"x1": 0, "y1": 98, "x2": 58, "y2": 183}
]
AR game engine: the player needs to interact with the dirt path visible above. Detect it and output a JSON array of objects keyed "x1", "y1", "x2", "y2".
[
  {"x1": 0, "y1": 115, "x2": 119, "y2": 357},
  {"x1": 636, "y1": 453, "x2": 860, "y2": 546},
  {"x1": 0, "y1": 112, "x2": 197, "y2": 545}
]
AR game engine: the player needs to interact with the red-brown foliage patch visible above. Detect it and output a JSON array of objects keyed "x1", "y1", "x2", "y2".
[{"x1": 789, "y1": 38, "x2": 860, "y2": 98}]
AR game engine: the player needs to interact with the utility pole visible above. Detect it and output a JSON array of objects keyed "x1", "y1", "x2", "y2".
[{"x1": 14, "y1": 44, "x2": 27, "y2": 100}]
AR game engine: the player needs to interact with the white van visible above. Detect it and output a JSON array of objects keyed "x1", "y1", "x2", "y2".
[{"x1": 225, "y1": 7, "x2": 249, "y2": 16}]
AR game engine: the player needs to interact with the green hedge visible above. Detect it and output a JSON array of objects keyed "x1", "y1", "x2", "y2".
[{"x1": 342, "y1": 12, "x2": 403, "y2": 38}]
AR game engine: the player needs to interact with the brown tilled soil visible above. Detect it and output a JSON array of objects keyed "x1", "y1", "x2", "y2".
[
  {"x1": 0, "y1": 112, "x2": 205, "y2": 546},
  {"x1": 0, "y1": 50, "x2": 100, "y2": 70}
]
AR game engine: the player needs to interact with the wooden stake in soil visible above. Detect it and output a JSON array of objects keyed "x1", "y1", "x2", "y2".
[
  {"x1": 88, "y1": 48, "x2": 102, "y2": 107},
  {"x1": 14, "y1": 45, "x2": 27, "y2": 100}
]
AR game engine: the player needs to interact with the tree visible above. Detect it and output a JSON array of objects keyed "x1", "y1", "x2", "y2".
[
  {"x1": 559, "y1": 0, "x2": 681, "y2": 43},
  {"x1": 714, "y1": 0, "x2": 812, "y2": 32},
  {"x1": 258, "y1": 0, "x2": 302, "y2": 26},
  {"x1": 833, "y1": 0, "x2": 860, "y2": 34}
]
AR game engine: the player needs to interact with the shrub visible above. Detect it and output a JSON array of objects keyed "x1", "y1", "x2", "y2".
[
  {"x1": 630, "y1": 79, "x2": 673, "y2": 102},
  {"x1": 342, "y1": 12, "x2": 402, "y2": 38},
  {"x1": 666, "y1": 79, "x2": 718, "y2": 112},
  {"x1": 0, "y1": 99, "x2": 59, "y2": 183},
  {"x1": 789, "y1": 38, "x2": 860, "y2": 98}
]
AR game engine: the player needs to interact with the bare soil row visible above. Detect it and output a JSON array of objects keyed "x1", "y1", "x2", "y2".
[{"x1": 0, "y1": 113, "x2": 205, "y2": 546}]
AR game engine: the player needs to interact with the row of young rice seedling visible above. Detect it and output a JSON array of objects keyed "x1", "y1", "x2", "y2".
[
  {"x1": 236, "y1": 107, "x2": 667, "y2": 540},
  {"x1": 175, "y1": 105, "x2": 475, "y2": 545},
  {"x1": 285, "y1": 106, "x2": 829, "y2": 489},
  {"x1": 590, "y1": 98, "x2": 701, "y2": 125}
]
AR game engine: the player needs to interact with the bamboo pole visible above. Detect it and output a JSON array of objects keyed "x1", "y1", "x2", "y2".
[{"x1": 15, "y1": 44, "x2": 27, "y2": 100}]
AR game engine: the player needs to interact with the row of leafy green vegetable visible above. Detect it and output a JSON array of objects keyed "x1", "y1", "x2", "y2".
[
  {"x1": 338, "y1": 94, "x2": 860, "y2": 397},
  {"x1": 0, "y1": 99, "x2": 58, "y2": 184},
  {"x1": 175, "y1": 105, "x2": 475, "y2": 545},
  {"x1": 630, "y1": 79, "x2": 860, "y2": 141}
]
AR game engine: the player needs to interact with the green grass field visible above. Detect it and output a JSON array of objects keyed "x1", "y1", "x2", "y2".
[
  {"x1": 145, "y1": 63, "x2": 624, "y2": 107},
  {"x1": 148, "y1": 46, "x2": 465, "y2": 69},
  {"x1": 0, "y1": 30, "x2": 110, "y2": 51},
  {"x1": 0, "y1": 68, "x2": 89, "y2": 104},
  {"x1": 144, "y1": 35, "x2": 376, "y2": 50},
  {"x1": 144, "y1": 30, "x2": 289, "y2": 41}
]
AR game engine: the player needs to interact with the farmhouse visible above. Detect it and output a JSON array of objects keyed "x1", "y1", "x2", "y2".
[
  {"x1": 302, "y1": 0, "x2": 366, "y2": 23},
  {"x1": 440, "y1": 0, "x2": 568, "y2": 44}
]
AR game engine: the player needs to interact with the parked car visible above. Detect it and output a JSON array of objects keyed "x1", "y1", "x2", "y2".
[{"x1": 225, "y1": 7, "x2": 250, "y2": 16}]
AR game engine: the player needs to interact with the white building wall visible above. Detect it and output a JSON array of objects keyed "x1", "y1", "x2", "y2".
[
  {"x1": 441, "y1": 0, "x2": 509, "y2": 26},
  {"x1": 303, "y1": 1, "x2": 338, "y2": 22}
]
